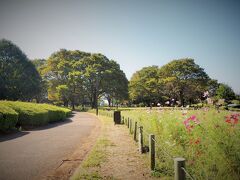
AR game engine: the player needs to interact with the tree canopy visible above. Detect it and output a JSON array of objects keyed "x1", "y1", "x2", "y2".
[
  {"x1": 1, "y1": 39, "x2": 236, "y2": 108},
  {"x1": 159, "y1": 59, "x2": 210, "y2": 106},
  {"x1": 0, "y1": 39, "x2": 41, "y2": 101},
  {"x1": 129, "y1": 66, "x2": 161, "y2": 106},
  {"x1": 129, "y1": 59, "x2": 211, "y2": 106},
  {"x1": 216, "y1": 83, "x2": 235, "y2": 102},
  {"x1": 42, "y1": 49, "x2": 128, "y2": 109}
]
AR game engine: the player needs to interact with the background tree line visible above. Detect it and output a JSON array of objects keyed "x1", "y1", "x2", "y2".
[
  {"x1": 0, "y1": 39, "x2": 128, "y2": 109},
  {"x1": 0, "y1": 39, "x2": 238, "y2": 109},
  {"x1": 129, "y1": 59, "x2": 238, "y2": 107}
]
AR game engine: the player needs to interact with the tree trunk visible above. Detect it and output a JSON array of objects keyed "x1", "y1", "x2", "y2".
[
  {"x1": 93, "y1": 91, "x2": 97, "y2": 109},
  {"x1": 71, "y1": 97, "x2": 75, "y2": 110},
  {"x1": 180, "y1": 91, "x2": 184, "y2": 107},
  {"x1": 64, "y1": 101, "x2": 68, "y2": 107},
  {"x1": 91, "y1": 95, "x2": 95, "y2": 108},
  {"x1": 107, "y1": 98, "x2": 111, "y2": 107},
  {"x1": 72, "y1": 103, "x2": 75, "y2": 110}
]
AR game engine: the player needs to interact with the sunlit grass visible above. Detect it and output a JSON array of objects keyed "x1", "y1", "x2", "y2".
[{"x1": 116, "y1": 108, "x2": 239, "y2": 179}]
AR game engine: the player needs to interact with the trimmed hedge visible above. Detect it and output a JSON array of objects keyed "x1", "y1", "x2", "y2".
[
  {"x1": 0, "y1": 104, "x2": 18, "y2": 131},
  {"x1": 0, "y1": 101, "x2": 72, "y2": 130}
]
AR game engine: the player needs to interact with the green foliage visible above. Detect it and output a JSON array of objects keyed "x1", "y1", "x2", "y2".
[
  {"x1": 129, "y1": 59, "x2": 210, "y2": 106},
  {"x1": 2, "y1": 101, "x2": 49, "y2": 126},
  {"x1": 32, "y1": 59, "x2": 46, "y2": 70},
  {"x1": 0, "y1": 101, "x2": 71, "y2": 128},
  {"x1": 159, "y1": 58, "x2": 210, "y2": 106},
  {"x1": 129, "y1": 66, "x2": 160, "y2": 106},
  {"x1": 231, "y1": 100, "x2": 240, "y2": 105},
  {"x1": 56, "y1": 85, "x2": 70, "y2": 104},
  {"x1": 0, "y1": 103, "x2": 18, "y2": 131},
  {"x1": 103, "y1": 60, "x2": 129, "y2": 106},
  {"x1": 43, "y1": 49, "x2": 91, "y2": 108},
  {"x1": 216, "y1": 83, "x2": 235, "y2": 102},
  {"x1": 31, "y1": 58, "x2": 48, "y2": 102},
  {"x1": 0, "y1": 39, "x2": 41, "y2": 101},
  {"x1": 43, "y1": 50, "x2": 128, "y2": 109}
]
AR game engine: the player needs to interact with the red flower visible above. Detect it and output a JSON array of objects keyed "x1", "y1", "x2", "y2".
[
  {"x1": 225, "y1": 119, "x2": 231, "y2": 124},
  {"x1": 194, "y1": 138, "x2": 201, "y2": 145},
  {"x1": 225, "y1": 114, "x2": 239, "y2": 126}
]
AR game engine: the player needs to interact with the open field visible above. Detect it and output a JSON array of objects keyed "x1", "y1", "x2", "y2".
[
  {"x1": 0, "y1": 101, "x2": 71, "y2": 131},
  {"x1": 98, "y1": 108, "x2": 240, "y2": 180}
]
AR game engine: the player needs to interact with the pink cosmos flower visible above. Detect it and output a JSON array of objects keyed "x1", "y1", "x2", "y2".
[{"x1": 183, "y1": 115, "x2": 200, "y2": 132}]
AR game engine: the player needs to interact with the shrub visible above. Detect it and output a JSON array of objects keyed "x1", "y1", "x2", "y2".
[
  {"x1": 0, "y1": 101, "x2": 72, "y2": 128},
  {"x1": 38, "y1": 104, "x2": 67, "y2": 123},
  {"x1": 2, "y1": 101, "x2": 49, "y2": 126},
  {"x1": 0, "y1": 104, "x2": 18, "y2": 131}
]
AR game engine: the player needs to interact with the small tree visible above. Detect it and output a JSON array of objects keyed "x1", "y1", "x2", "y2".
[
  {"x1": 56, "y1": 85, "x2": 70, "y2": 107},
  {"x1": 216, "y1": 83, "x2": 235, "y2": 102}
]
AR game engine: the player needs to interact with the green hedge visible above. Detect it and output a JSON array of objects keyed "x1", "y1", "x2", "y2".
[
  {"x1": 0, "y1": 104, "x2": 19, "y2": 131},
  {"x1": 38, "y1": 104, "x2": 68, "y2": 123},
  {"x1": 0, "y1": 101, "x2": 72, "y2": 130}
]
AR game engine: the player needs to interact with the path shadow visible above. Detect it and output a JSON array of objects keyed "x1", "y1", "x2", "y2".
[
  {"x1": 0, "y1": 115, "x2": 75, "y2": 141},
  {"x1": 0, "y1": 131, "x2": 30, "y2": 142},
  {"x1": 22, "y1": 112, "x2": 76, "y2": 131},
  {"x1": 32, "y1": 118, "x2": 73, "y2": 131}
]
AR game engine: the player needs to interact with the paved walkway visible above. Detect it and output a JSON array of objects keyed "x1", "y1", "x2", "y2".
[{"x1": 0, "y1": 112, "x2": 100, "y2": 180}]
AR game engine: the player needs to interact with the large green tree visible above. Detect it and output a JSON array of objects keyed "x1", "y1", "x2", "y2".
[
  {"x1": 159, "y1": 59, "x2": 210, "y2": 106},
  {"x1": 129, "y1": 66, "x2": 162, "y2": 106},
  {"x1": 43, "y1": 50, "x2": 128, "y2": 110},
  {"x1": 77, "y1": 54, "x2": 126, "y2": 109},
  {"x1": 129, "y1": 59, "x2": 210, "y2": 106},
  {"x1": 0, "y1": 39, "x2": 41, "y2": 101},
  {"x1": 103, "y1": 60, "x2": 128, "y2": 107},
  {"x1": 43, "y1": 49, "x2": 90, "y2": 108}
]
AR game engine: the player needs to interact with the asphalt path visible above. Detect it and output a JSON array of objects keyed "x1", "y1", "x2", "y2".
[{"x1": 0, "y1": 112, "x2": 99, "y2": 180}]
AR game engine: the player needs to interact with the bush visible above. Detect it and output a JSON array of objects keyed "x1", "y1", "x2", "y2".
[
  {"x1": 2, "y1": 101, "x2": 49, "y2": 126},
  {"x1": 0, "y1": 104, "x2": 18, "y2": 131},
  {"x1": 0, "y1": 101, "x2": 72, "y2": 128},
  {"x1": 38, "y1": 104, "x2": 67, "y2": 123}
]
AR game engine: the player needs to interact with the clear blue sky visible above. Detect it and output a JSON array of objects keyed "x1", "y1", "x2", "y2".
[{"x1": 0, "y1": 0, "x2": 240, "y2": 93}]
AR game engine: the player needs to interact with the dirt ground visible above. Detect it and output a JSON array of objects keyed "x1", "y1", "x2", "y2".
[
  {"x1": 72, "y1": 115, "x2": 158, "y2": 180},
  {"x1": 100, "y1": 123, "x2": 155, "y2": 179}
]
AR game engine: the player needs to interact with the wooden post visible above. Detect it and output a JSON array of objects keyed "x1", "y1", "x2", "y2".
[
  {"x1": 149, "y1": 134, "x2": 155, "y2": 171},
  {"x1": 174, "y1": 157, "x2": 186, "y2": 180},
  {"x1": 129, "y1": 119, "x2": 132, "y2": 134},
  {"x1": 139, "y1": 126, "x2": 143, "y2": 153},
  {"x1": 134, "y1": 121, "x2": 137, "y2": 141},
  {"x1": 127, "y1": 118, "x2": 130, "y2": 128}
]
